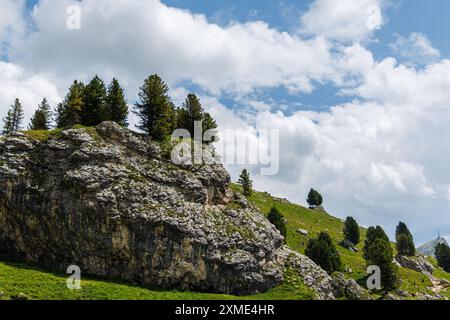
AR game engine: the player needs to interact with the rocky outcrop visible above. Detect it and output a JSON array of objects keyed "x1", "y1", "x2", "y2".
[
  {"x1": 394, "y1": 255, "x2": 434, "y2": 275},
  {"x1": 331, "y1": 272, "x2": 371, "y2": 300},
  {"x1": 0, "y1": 122, "x2": 335, "y2": 298}
]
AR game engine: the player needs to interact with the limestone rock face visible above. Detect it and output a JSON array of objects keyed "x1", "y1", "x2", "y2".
[{"x1": 0, "y1": 122, "x2": 335, "y2": 298}]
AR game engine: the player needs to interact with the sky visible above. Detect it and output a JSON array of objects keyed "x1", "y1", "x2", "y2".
[{"x1": 1, "y1": 0, "x2": 450, "y2": 244}]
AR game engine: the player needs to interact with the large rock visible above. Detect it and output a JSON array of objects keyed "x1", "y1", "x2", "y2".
[
  {"x1": 331, "y1": 272, "x2": 371, "y2": 300},
  {"x1": 394, "y1": 255, "x2": 434, "y2": 275},
  {"x1": 0, "y1": 122, "x2": 335, "y2": 298}
]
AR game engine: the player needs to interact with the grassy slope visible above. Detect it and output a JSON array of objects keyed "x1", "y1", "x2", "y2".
[{"x1": 235, "y1": 185, "x2": 447, "y2": 299}]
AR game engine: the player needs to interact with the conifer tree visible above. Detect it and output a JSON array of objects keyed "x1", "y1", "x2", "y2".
[
  {"x1": 307, "y1": 188, "x2": 323, "y2": 208},
  {"x1": 106, "y1": 78, "x2": 128, "y2": 126},
  {"x1": 343, "y1": 216, "x2": 360, "y2": 245},
  {"x1": 305, "y1": 232, "x2": 342, "y2": 274},
  {"x1": 56, "y1": 80, "x2": 84, "y2": 128},
  {"x1": 29, "y1": 98, "x2": 52, "y2": 130},
  {"x1": 267, "y1": 206, "x2": 287, "y2": 243},
  {"x1": 81, "y1": 75, "x2": 107, "y2": 126},
  {"x1": 395, "y1": 222, "x2": 415, "y2": 256},
  {"x1": 2, "y1": 109, "x2": 14, "y2": 135},
  {"x1": 134, "y1": 74, "x2": 175, "y2": 140},
  {"x1": 363, "y1": 226, "x2": 399, "y2": 291},
  {"x1": 2, "y1": 98, "x2": 24, "y2": 134},
  {"x1": 238, "y1": 169, "x2": 253, "y2": 197},
  {"x1": 435, "y1": 243, "x2": 450, "y2": 272},
  {"x1": 177, "y1": 94, "x2": 217, "y2": 136}
]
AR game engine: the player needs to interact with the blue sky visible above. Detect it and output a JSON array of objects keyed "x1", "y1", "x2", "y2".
[{"x1": 3, "y1": 0, "x2": 450, "y2": 243}]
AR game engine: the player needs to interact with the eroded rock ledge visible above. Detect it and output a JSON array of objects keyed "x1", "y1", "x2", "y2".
[{"x1": 0, "y1": 122, "x2": 335, "y2": 298}]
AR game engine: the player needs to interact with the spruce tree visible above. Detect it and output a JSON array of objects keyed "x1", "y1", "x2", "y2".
[
  {"x1": 134, "y1": 74, "x2": 175, "y2": 140},
  {"x1": 106, "y1": 78, "x2": 128, "y2": 126},
  {"x1": 343, "y1": 216, "x2": 360, "y2": 245},
  {"x1": 177, "y1": 94, "x2": 218, "y2": 136},
  {"x1": 56, "y1": 80, "x2": 84, "y2": 128},
  {"x1": 435, "y1": 243, "x2": 450, "y2": 272},
  {"x1": 29, "y1": 98, "x2": 52, "y2": 130},
  {"x1": 238, "y1": 169, "x2": 253, "y2": 197},
  {"x1": 305, "y1": 232, "x2": 342, "y2": 274},
  {"x1": 3, "y1": 98, "x2": 25, "y2": 134},
  {"x1": 2, "y1": 109, "x2": 14, "y2": 135},
  {"x1": 395, "y1": 222, "x2": 415, "y2": 256},
  {"x1": 307, "y1": 188, "x2": 323, "y2": 208},
  {"x1": 267, "y1": 206, "x2": 287, "y2": 243},
  {"x1": 363, "y1": 226, "x2": 399, "y2": 291},
  {"x1": 81, "y1": 75, "x2": 107, "y2": 126}
]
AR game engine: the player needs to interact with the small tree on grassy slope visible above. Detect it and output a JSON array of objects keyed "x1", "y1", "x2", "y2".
[
  {"x1": 267, "y1": 206, "x2": 287, "y2": 243},
  {"x1": 343, "y1": 216, "x2": 360, "y2": 245},
  {"x1": 305, "y1": 232, "x2": 342, "y2": 274},
  {"x1": 106, "y1": 78, "x2": 128, "y2": 126},
  {"x1": 395, "y1": 221, "x2": 415, "y2": 256},
  {"x1": 435, "y1": 243, "x2": 450, "y2": 272},
  {"x1": 363, "y1": 226, "x2": 399, "y2": 291},
  {"x1": 238, "y1": 169, "x2": 253, "y2": 197},
  {"x1": 307, "y1": 188, "x2": 323, "y2": 208}
]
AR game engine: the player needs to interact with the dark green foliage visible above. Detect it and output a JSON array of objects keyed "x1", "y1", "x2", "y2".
[
  {"x1": 363, "y1": 225, "x2": 399, "y2": 291},
  {"x1": 435, "y1": 243, "x2": 450, "y2": 272},
  {"x1": 2, "y1": 98, "x2": 24, "y2": 134},
  {"x1": 343, "y1": 216, "x2": 360, "y2": 245},
  {"x1": 29, "y1": 98, "x2": 52, "y2": 130},
  {"x1": 238, "y1": 169, "x2": 253, "y2": 197},
  {"x1": 305, "y1": 232, "x2": 342, "y2": 274},
  {"x1": 81, "y1": 75, "x2": 107, "y2": 126},
  {"x1": 267, "y1": 206, "x2": 287, "y2": 243},
  {"x1": 56, "y1": 80, "x2": 84, "y2": 128},
  {"x1": 307, "y1": 188, "x2": 323, "y2": 207},
  {"x1": 177, "y1": 94, "x2": 217, "y2": 137},
  {"x1": 106, "y1": 78, "x2": 128, "y2": 126},
  {"x1": 134, "y1": 74, "x2": 175, "y2": 140},
  {"x1": 395, "y1": 222, "x2": 415, "y2": 256}
]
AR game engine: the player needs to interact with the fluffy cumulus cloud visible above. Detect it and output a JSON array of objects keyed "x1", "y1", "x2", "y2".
[
  {"x1": 300, "y1": 0, "x2": 384, "y2": 42},
  {"x1": 10, "y1": 0, "x2": 337, "y2": 96},
  {"x1": 0, "y1": 61, "x2": 61, "y2": 125},
  {"x1": 1, "y1": 0, "x2": 450, "y2": 242}
]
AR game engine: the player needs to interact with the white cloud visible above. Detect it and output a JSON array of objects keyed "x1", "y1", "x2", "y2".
[
  {"x1": 0, "y1": 0, "x2": 26, "y2": 56},
  {"x1": 390, "y1": 32, "x2": 440, "y2": 65},
  {"x1": 0, "y1": 61, "x2": 62, "y2": 127},
  {"x1": 10, "y1": 0, "x2": 337, "y2": 96},
  {"x1": 300, "y1": 0, "x2": 383, "y2": 42}
]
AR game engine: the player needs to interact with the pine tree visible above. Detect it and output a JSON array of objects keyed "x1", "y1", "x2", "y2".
[
  {"x1": 343, "y1": 216, "x2": 360, "y2": 245},
  {"x1": 363, "y1": 226, "x2": 399, "y2": 291},
  {"x1": 177, "y1": 94, "x2": 218, "y2": 137},
  {"x1": 395, "y1": 222, "x2": 415, "y2": 256},
  {"x1": 134, "y1": 74, "x2": 175, "y2": 140},
  {"x1": 305, "y1": 232, "x2": 342, "y2": 274},
  {"x1": 238, "y1": 169, "x2": 253, "y2": 197},
  {"x1": 106, "y1": 78, "x2": 128, "y2": 126},
  {"x1": 2, "y1": 98, "x2": 25, "y2": 134},
  {"x1": 307, "y1": 188, "x2": 323, "y2": 208},
  {"x1": 267, "y1": 206, "x2": 287, "y2": 243},
  {"x1": 2, "y1": 109, "x2": 14, "y2": 135},
  {"x1": 29, "y1": 98, "x2": 52, "y2": 130},
  {"x1": 81, "y1": 75, "x2": 107, "y2": 126},
  {"x1": 56, "y1": 80, "x2": 84, "y2": 128},
  {"x1": 435, "y1": 243, "x2": 450, "y2": 272}
]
